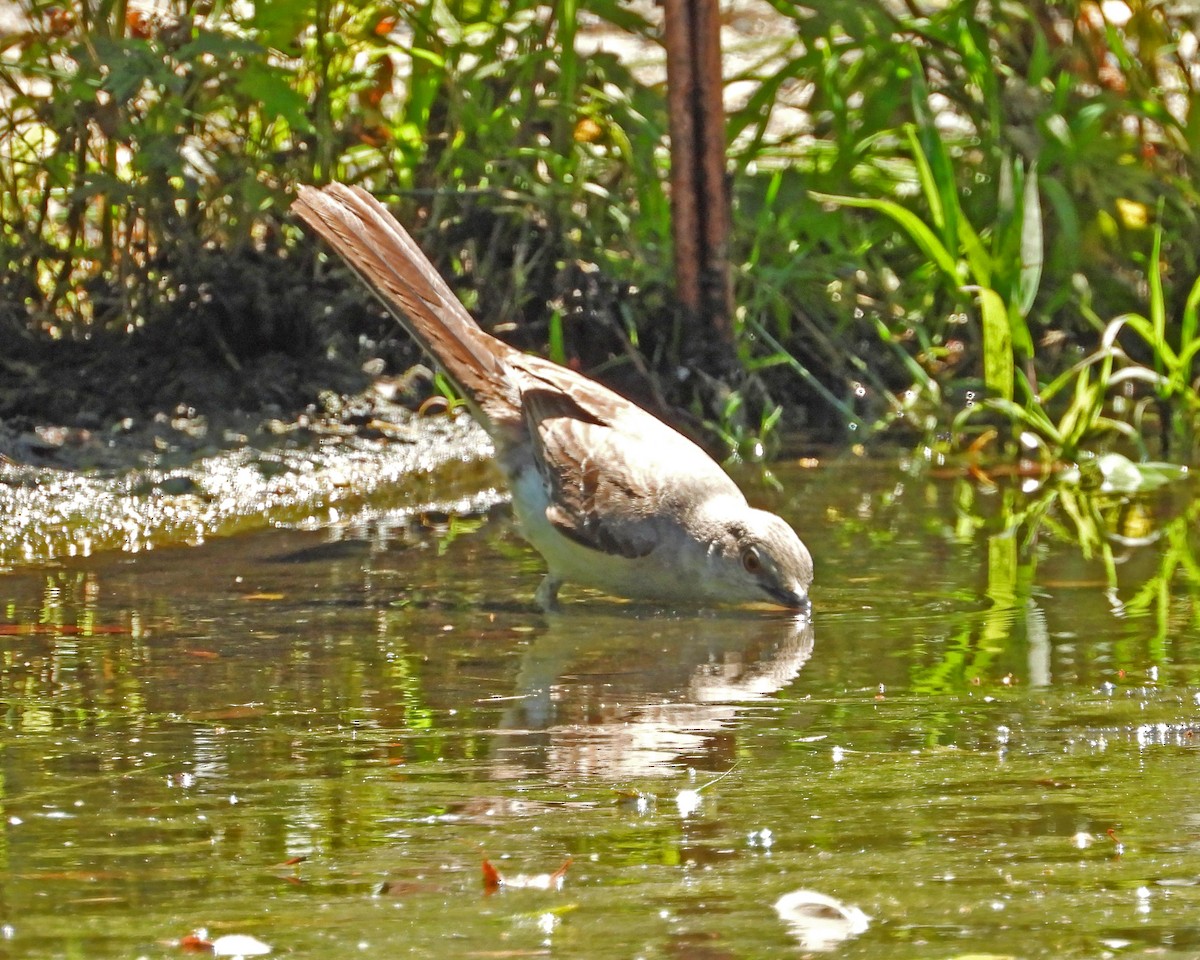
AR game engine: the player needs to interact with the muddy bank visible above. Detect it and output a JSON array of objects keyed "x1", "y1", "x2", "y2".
[{"x1": 0, "y1": 346, "x2": 503, "y2": 567}]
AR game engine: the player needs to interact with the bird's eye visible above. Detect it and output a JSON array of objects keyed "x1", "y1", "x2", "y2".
[{"x1": 741, "y1": 547, "x2": 763, "y2": 575}]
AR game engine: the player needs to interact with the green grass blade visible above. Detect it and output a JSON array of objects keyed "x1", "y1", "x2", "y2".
[
  {"x1": 1040, "y1": 346, "x2": 1119, "y2": 403},
  {"x1": 904, "y1": 123, "x2": 945, "y2": 234},
  {"x1": 957, "y1": 209, "x2": 993, "y2": 288},
  {"x1": 547, "y1": 307, "x2": 565, "y2": 365},
  {"x1": 811, "y1": 192, "x2": 960, "y2": 281},
  {"x1": 1181, "y1": 272, "x2": 1200, "y2": 348},
  {"x1": 1039, "y1": 178, "x2": 1081, "y2": 271},
  {"x1": 1108, "y1": 312, "x2": 1179, "y2": 369},
  {"x1": 979, "y1": 397, "x2": 1060, "y2": 441},
  {"x1": 554, "y1": 0, "x2": 579, "y2": 154},
  {"x1": 873, "y1": 317, "x2": 939, "y2": 395},
  {"x1": 907, "y1": 51, "x2": 958, "y2": 253},
  {"x1": 749, "y1": 320, "x2": 869, "y2": 431},
  {"x1": 1148, "y1": 220, "x2": 1166, "y2": 354}
]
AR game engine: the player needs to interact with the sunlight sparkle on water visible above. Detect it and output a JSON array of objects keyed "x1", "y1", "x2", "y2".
[{"x1": 675, "y1": 789, "x2": 702, "y2": 818}]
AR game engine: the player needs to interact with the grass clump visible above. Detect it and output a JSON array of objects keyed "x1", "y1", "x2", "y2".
[
  {"x1": 727, "y1": 1, "x2": 1200, "y2": 468},
  {"x1": 3, "y1": 0, "x2": 1200, "y2": 472}
]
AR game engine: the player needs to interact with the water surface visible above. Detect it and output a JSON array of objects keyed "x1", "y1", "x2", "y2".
[{"x1": 1, "y1": 457, "x2": 1198, "y2": 958}]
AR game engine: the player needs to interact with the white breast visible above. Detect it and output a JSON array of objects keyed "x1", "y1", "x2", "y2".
[{"x1": 507, "y1": 463, "x2": 723, "y2": 602}]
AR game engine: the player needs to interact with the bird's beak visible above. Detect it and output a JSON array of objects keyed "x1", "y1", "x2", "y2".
[{"x1": 764, "y1": 583, "x2": 811, "y2": 615}]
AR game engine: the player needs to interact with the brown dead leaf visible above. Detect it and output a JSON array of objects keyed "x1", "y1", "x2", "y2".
[
  {"x1": 178, "y1": 931, "x2": 213, "y2": 952},
  {"x1": 482, "y1": 858, "x2": 502, "y2": 891}
]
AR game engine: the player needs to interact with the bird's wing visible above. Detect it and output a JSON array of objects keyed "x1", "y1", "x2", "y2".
[{"x1": 515, "y1": 361, "x2": 733, "y2": 560}]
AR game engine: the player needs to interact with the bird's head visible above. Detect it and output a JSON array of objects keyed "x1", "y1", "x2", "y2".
[{"x1": 711, "y1": 506, "x2": 814, "y2": 612}]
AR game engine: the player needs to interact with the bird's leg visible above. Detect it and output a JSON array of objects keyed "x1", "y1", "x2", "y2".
[{"x1": 534, "y1": 573, "x2": 561, "y2": 611}]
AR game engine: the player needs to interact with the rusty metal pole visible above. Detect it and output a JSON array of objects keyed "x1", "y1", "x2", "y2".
[{"x1": 663, "y1": 0, "x2": 734, "y2": 366}]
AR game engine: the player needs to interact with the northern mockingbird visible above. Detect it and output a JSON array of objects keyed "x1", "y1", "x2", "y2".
[{"x1": 293, "y1": 183, "x2": 813, "y2": 611}]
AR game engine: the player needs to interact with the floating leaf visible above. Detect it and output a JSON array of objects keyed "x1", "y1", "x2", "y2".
[
  {"x1": 482, "y1": 858, "x2": 502, "y2": 891},
  {"x1": 482, "y1": 857, "x2": 572, "y2": 892}
]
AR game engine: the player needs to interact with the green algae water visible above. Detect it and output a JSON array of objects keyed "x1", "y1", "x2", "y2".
[{"x1": 1, "y1": 455, "x2": 1198, "y2": 958}]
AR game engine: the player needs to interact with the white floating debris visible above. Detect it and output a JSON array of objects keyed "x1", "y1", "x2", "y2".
[
  {"x1": 211, "y1": 933, "x2": 272, "y2": 957},
  {"x1": 774, "y1": 889, "x2": 869, "y2": 951}
]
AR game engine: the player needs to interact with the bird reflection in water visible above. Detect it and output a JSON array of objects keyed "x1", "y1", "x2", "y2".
[{"x1": 486, "y1": 610, "x2": 815, "y2": 781}]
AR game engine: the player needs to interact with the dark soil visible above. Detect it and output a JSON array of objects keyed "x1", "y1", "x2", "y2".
[{"x1": 0, "y1": 318, "x2": 429, "y2": 471}]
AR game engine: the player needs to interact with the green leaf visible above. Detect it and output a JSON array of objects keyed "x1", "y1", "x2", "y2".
[
  {"x1": 727, "y1": 56, "x2": 810, "y2": 149},
  {"x1": 1016, "y1": 162, "x2": 1043, "y2": 321},
  {"x1": 1110, "y1": 312, "x2": 1179, "y2": 369},
  {"x1": 409, "y1": 46, "x2": 447, "y2": 70},
  {"x1": 251, "y1": 0, "x2": 313, "y2": 51},
  {"x1": 1058, "y1": 365, "x2": 1099, "y2": 451},
  {"x1": 584, "y1": 0, "x2": 655, "y2": 35},
  {"x1": 235, "y1": 60, "x2": 314, "y2": 134},
  {"x1": 1040, "y1": 346, "x2": 1117, "y2": 403},
  {"x1": 175, "y1": 31, "x2": 263, "y2": 62},
  {"x1": 547, "y1": 308, "x2": 565, "y2": 366},
  {"x1": 970, "y1": 285, "x2": 1014, "y2": 402},
  {"x1": 1174, "y1": 332, "x2": 1200, "y2": 394},
  {"x1": 94, "y1": 38, "x2": 159, "y2": 102},
  {"x1": 1027, "y1": 26, "x2": 1051, "y2": 86}
]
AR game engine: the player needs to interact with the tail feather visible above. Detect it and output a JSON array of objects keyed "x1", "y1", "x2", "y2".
[{"x1": 292, "y1": 183, "x2": 507, "y2": 416}]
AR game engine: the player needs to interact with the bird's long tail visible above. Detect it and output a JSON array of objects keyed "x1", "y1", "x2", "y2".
[{"x1": 292, "y1": 183, "x2": 507, "y2": 418}]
